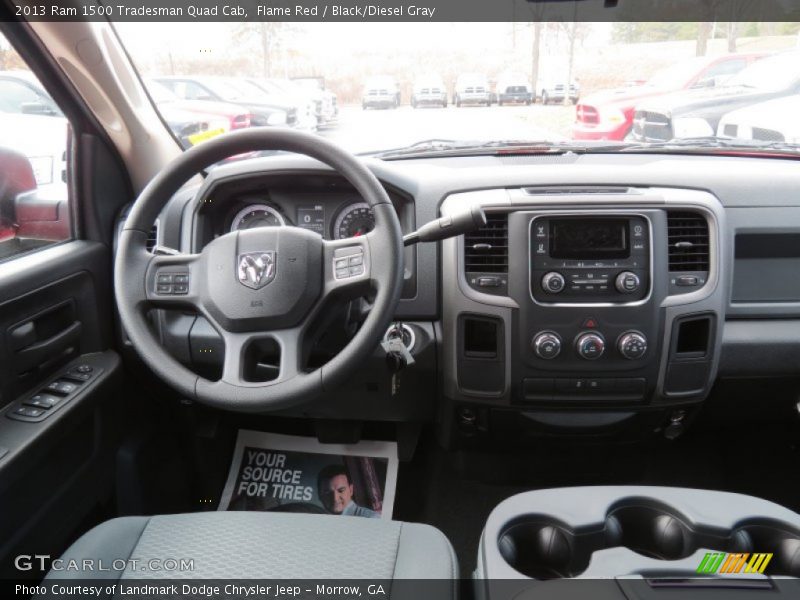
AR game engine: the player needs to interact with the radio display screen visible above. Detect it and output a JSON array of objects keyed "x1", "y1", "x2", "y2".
[{"x1": 549, "y1": 218, "x2": 629, "y2": 259}]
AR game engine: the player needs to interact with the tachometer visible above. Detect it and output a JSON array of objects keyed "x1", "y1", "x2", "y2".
[
  {"x1": 334, "y1": 202, "x2": 374, "y2": 239},
  {"x1": 230, "y1": 204, "x2": 285, "y2": 231}
]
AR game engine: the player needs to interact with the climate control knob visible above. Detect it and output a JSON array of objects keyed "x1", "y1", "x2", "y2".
[
  {"x1": 575, "y1": 332, "x2": 605, "y2": 360},
  {"x1": 618, "y1": 331, "x2": 648, "y2": 360},
  {"x1": 532, "y1": 332, "x2": 562, "y2": 360},
  {"x1": 542, "y1": 272, "x2": 566, "y2": 294},
  {"x1": 615, "y1": 271, "x2": 641, "y2": 294}
]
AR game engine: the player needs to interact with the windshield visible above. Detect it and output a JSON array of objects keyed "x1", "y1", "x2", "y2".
[
  {"x1": 198, "y1": 77, "x2": 256, "y2": 101},
  {"x1": 145, "y1": 80, "x2": 178, "y2": 104},
  {"x1": 725, "y1": 52, "x2": 800, "y2": 91},
  {"x1": 115, "y1": 22, "x2": 800, "y2": 156},
  {"x1": 645, "y1": 58, "x2": 711, "y2": 89}
]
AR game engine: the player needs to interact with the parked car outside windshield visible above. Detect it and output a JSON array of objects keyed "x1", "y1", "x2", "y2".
[{"x1": 113, "y1": 22, "x2": 800, "y2": 158}]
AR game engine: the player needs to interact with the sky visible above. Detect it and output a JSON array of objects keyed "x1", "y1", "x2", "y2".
[{"x1": 115, "y1": 22, "x2": 613, "y2": 69}]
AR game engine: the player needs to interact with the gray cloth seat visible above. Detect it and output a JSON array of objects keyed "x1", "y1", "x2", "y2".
[{"x1": 47, "y1": 511, "x2": 458, "y2": 582}]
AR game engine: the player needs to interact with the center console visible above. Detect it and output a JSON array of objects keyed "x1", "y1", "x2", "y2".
[
  {"x1": 476, "y1": 487, "x2": 800, "y2": 599},
  {"x1": 440, "y1": 187, "x2": 726, "y2": 445}
]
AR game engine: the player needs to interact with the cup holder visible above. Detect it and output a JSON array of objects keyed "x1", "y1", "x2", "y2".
[
  {"x1": 497, "y1": 518, "x2": 607, "y2": 579},
  {"x1": 496, "y1": 498, "x2": 800, "y2": 579},
  {"x1": 607, "y1": 504, "x2": 701, "y2": 560}
]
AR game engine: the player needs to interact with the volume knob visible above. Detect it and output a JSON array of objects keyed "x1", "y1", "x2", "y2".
[
  {"x1": 542, "y1": 272, "x2": 566, "y2": 294},
  {"x1": 615, "y1": 271, "x2": 641, "y2": 294}
]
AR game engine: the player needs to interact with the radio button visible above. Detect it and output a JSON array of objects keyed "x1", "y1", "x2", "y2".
[
  {"x1": 575, "y1": 332, "x2": 605, "y2": 360},
  {"x1": 615, "y1": 271, "x2": 641, "y2": 294},
  {"x1": 532, "y1": 332, "x2": 562, "y2": 359},
  {"x1": 542, "y1": 272, "x2": 566, "y2": 293}
]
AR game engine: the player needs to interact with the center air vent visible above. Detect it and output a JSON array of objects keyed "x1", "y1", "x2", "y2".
[
  {"x1": 464, "y1": 213, "x2": 508, "y2": 275},
  {"x1": 667, "y1": 211, "x2": 709, "y2": 272},
  {"x1": 522, "y1": 186, "x2": 630, "y2": 195}
]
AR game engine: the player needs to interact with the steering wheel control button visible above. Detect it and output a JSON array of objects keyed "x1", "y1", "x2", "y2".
[
  {"x1": 532, "y1": 332, "x2": 562, "y2": 360},
  {"x1": 615, "y1": 271, "x2": 641, "y2": 294},
  {"x1": 24, "y1": 394, "x2": 60, "y2": 409},
  {"x1": 575, "y1": 332, "x2": 605, "y2": 360},
  {"x1": 542, "y1": 271, "x2": 566, "y2": 293},
  {"x1": 333, "y1": 247, "x2": 365, "y2": 279},
  {"x1": 155, "y1": 270, "x2": 190, "y2": 294},
  {"x1": 618, "y1": 331, "x2": 648, "y2": 360}
]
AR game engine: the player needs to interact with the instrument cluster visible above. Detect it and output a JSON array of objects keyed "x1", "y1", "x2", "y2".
[{"x1": 224, "y1": 196, "x2": 376, "y2": 241}]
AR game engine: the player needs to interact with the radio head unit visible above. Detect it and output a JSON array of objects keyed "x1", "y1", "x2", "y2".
[{"x1": 531, "y1": 215, "x2": 650, "y2": 303}]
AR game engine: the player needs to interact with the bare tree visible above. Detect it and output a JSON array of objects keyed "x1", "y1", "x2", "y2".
[
  {"x1": 727, "y1": 22, "x2": 738, "y2": 52},
  {"x1": 235, "y1": 22, "x2": 289, "y2": 78},
  {"x1": 696, "y1": 22, "x2": 713, "y2": 56},
  {"x1": 530, "y1": 22, "x2": 542, "y2": 99},
  {"x1": 552, "y1": 22, "x2": 590, "y2": 105}
]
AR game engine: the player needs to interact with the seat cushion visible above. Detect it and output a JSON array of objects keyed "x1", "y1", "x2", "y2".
[{"x1": 47, "y1": 512, "x2": 458, "y2": 581}]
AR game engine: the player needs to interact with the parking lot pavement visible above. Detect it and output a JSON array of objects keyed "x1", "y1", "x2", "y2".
[{"x1": 320, "y1": 103, "x2": 575, "y2": 153}]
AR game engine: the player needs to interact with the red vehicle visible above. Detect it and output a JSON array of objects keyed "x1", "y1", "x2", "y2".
[{"x1": 573, "y1": 53, "x2": 765, "y2": 141}]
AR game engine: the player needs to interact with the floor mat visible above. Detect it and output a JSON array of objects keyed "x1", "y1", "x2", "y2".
[{"x1": 218, "y1": 430, "x2": 398, "y2": 519}]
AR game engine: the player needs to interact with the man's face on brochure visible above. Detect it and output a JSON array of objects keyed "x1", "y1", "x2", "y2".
[{"x1": 325, "y1": 474, "x2": 354, "y2": 514}]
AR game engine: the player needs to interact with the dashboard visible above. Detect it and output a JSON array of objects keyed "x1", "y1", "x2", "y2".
[{"x1": 132, "y1": 150, "x2": 800, "y2": 443}]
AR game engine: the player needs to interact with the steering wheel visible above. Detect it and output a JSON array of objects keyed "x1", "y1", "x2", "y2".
[{"x1": 115, "y1": 128, "x2": 404, "y2": 412}]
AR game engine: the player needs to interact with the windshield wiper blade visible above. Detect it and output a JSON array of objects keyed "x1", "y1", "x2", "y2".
[
  {"x1": 362, "y1": 139, "x2": 470, "y2": 158},
  {"x1": 618, "y1": 137, "x2": 800, "y2": 153},
  {"x1": 368, "y1": 139, "x2": 625, "y2": 159}
]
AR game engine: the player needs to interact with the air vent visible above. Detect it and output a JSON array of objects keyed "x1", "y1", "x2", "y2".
[
  {"x1": 146, "y1": 224, "x2": 158, "y2": 252},
  {"x1": 464, "y1": 213, "x2": 508, "y2": 274},
  {"x1": 522, "y1": 186, "x2": 630, "y2": 195},
  {"x1": 667, "y1": 211, "x2": 709, "y2": 272}
]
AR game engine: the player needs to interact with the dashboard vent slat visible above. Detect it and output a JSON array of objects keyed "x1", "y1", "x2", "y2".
[
  {"x1": 522, "y1": 186, "x2": 630, "y2": 195},
  {"x1": 464, "y1": 213, "x2": 508, "y2": 274},
  {"x1": 667, "y1": 211, "x2": 709, "y2": 272}
]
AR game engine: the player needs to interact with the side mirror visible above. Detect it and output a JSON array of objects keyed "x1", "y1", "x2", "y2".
[
  {"x1": 0, "y1": 145, "x2": 37, "y2": 227},
  {"x1": 692, "y1": 78, "x2": 718, "y2": 89}
]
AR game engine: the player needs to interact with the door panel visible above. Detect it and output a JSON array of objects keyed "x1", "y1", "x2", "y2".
[{"x1": 0, "y1": 240, "x2": 121, "y2": 579}]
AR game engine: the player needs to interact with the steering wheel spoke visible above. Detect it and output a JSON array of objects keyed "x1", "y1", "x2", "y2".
[
  {"x1": 219, "y1": 327, "x2": 305, "y2": 387},
  {"x1": 322, "y1": 234, "x2": 374, "y2": 299},
  {"x1": 144, "y1": 252, "x2": 202, "y2": 309}
]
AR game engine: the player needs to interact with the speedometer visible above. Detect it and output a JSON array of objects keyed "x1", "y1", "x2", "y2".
[
  {"x1": 334, "y1": 202, "x2": 374, "y2": 239},
  {"x1": 230, "y1": 204, "x2": 286, "y2": 232}
]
